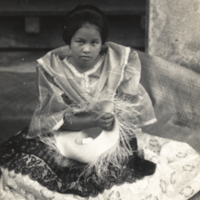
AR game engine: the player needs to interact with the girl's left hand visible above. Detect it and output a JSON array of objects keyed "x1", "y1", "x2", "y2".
[{"x1": 93, "y1": 112, "x2": 115, "y2": 131}]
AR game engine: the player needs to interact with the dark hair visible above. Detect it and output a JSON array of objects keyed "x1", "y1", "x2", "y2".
[{"x1": 62, "y1": 4, "x2": 109, "y2": 45}]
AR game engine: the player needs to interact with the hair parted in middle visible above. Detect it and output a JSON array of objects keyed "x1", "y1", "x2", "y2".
[{"x1": 62, "y1": 4, "x2": 109, "y2": 45}]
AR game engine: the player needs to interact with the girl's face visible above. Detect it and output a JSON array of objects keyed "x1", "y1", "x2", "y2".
[{"x1": 70, "y1": 23, "x2": 102, "y2": 70}]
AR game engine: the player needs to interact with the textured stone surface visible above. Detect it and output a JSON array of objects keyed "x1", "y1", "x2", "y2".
[{"x1": 147, "y1": 0, "x2": 200, "y2": 72}]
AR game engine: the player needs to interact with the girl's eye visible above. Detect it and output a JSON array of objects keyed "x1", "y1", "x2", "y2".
[
  {"x1": 76, "y1": 41, "x2": 84, "y2": 44},
  {"x1": 92, "y1": 41, "x2": 99, "y2": 45}
]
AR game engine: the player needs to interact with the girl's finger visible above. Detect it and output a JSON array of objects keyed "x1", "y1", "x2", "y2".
[
  {"x1": 101, "y1": 113, "x2": 114, "y2": 119},
  {"x1": 102, "y1": 120, "x2": 114, "y2": 129},
  {"x1": 101, "y1": 117, "x2": 114, "y2": 125}
]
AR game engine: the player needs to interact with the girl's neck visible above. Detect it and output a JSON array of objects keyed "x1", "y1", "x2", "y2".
[{"x1": 68, "y1": 54, "x2": 102, "y2": 74}]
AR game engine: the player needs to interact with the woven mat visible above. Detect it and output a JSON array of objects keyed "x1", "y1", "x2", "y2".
[
  {"x1": 0, "y1": 72, "x2": 37, "y2": 143},
  {"x1": 138, "y1": 51, "x2": 200, "y2": 154}
]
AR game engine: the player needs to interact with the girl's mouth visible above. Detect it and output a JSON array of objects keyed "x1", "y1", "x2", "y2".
[{"x1": 80, "y1": 56, "x2": 91, "y2": 60}]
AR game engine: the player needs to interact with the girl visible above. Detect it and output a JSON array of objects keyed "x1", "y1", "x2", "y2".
[{"x1": 0, "y1": 4, "x2": 158, "y2": 199}]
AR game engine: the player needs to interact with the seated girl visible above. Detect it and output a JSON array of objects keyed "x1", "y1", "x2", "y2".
[
  {"x1": 2, "y1": 4, "x2": 199, "y2": 200},
  {"x1": 28, "y1": 2, "x2": 157, "y2": 187}
]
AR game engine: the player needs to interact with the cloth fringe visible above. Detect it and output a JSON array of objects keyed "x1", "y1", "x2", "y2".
[{"x1": 38, "y1": 94, "x2": 143, "y2": 182}]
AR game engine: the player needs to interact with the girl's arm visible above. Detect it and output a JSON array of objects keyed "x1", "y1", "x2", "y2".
[
  {"x1": 28, "y1": 67, "x2": 69, "y2": 137},
  {"x1": 29, "y1": 67, "x2": 114, "y2": 136},
  {"x1": 61, "y1": 100, "x2": 115, "y2": 131},
  {"x1": 117, "y1": 50, "x2": 157, "y2": 127},
  {"x1": 60, "y1": 111, "x2": 114, "y2": 131}
]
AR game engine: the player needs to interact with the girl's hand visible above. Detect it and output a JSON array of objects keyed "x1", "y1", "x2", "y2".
[
  {"x1": 61, "y1": 100, "x2": 115, "y2": 131},
  {"x1": 93, "y1": 112, "x2": 115, "y2": 131}
]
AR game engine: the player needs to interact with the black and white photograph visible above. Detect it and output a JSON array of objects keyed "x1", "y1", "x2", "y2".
[{"x1": 0, "y1": 1, "x2": 200, "y2": 199}]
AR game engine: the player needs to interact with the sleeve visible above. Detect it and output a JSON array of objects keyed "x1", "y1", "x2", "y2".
[
  {"x1": 28, "y1": 66, "x2": 69, "y2": 137},
  {"x1": 117, "y1": 50, "x2": 157, "y2": 127}
]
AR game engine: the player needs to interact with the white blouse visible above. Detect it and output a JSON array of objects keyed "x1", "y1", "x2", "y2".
[{"x1": 62, "y1": 55, "x2": 105, "y2": 96}]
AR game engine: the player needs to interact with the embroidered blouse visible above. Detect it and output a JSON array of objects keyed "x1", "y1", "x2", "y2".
[{"x1": 62, "y1": 55, "x2": 105, "y2": 96}]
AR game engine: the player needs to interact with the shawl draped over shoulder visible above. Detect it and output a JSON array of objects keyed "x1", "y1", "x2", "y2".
[{"x1": 28, "y1": 42, "x2": 157, "y2": 137}]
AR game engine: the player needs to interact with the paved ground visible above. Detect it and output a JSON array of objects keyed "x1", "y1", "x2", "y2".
[{"x1": 0, "y1": 50, "x2": 47, "y2": 72}]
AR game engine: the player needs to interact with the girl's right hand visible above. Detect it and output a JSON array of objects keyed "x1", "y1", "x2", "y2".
[{"x1": 93, "y1": 112, "x2": 115, "y2": 131}]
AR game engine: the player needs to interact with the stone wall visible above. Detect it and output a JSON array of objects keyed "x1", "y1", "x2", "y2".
[{"x1": 146, "y1": 0, "x2": 200, "y2": 73}]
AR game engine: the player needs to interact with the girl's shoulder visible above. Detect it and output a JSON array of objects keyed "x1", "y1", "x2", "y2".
[
  {"x1": 104, "y1": 41, "x2": 139, "y2": 58},
  {"x1": 105, "y1": 41, "x2": 140, "y2": 66}
]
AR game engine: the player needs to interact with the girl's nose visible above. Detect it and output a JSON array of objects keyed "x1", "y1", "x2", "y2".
[{"x1": 82, "y1": 44, "x2": 90, "y2": 53}]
